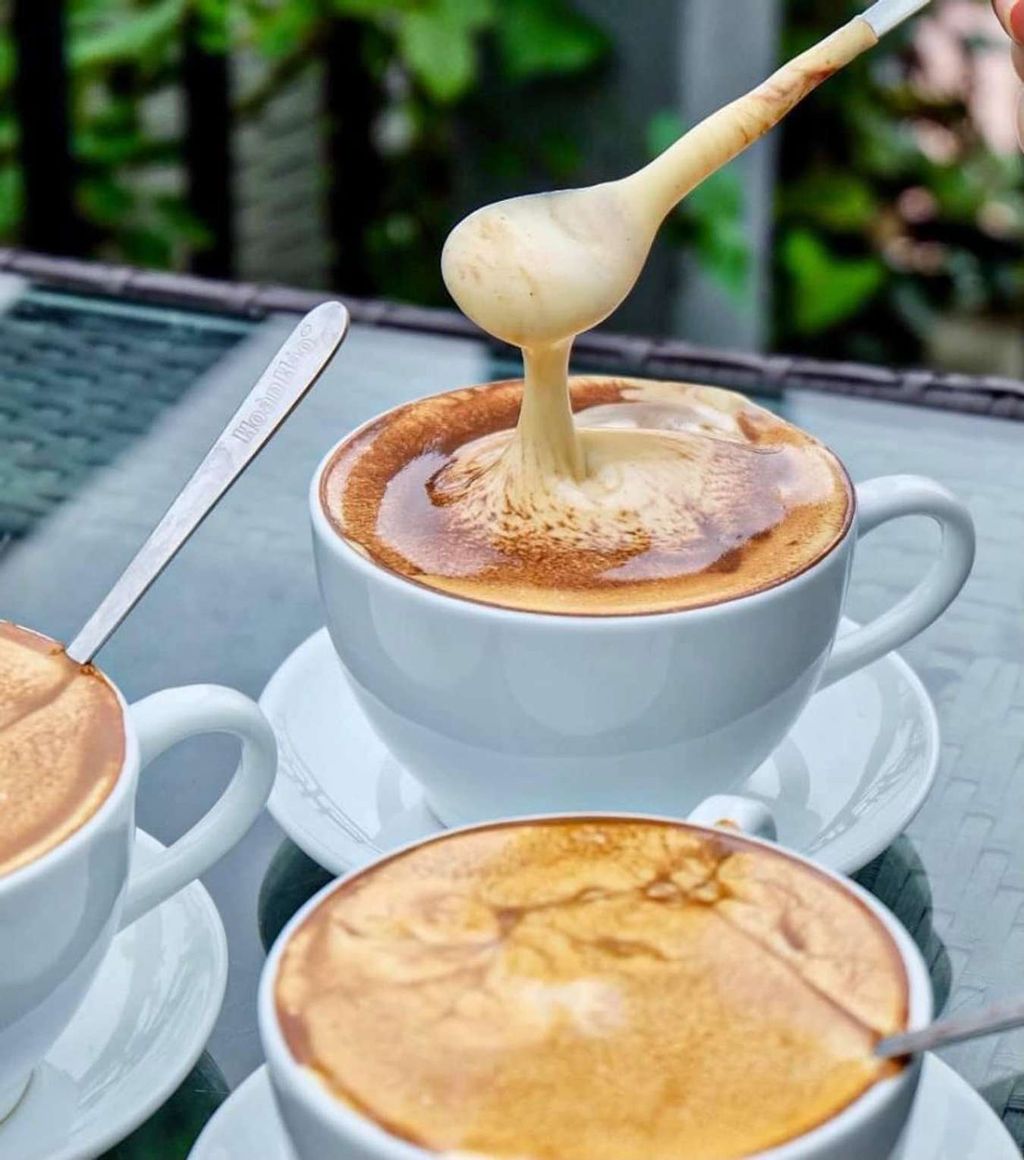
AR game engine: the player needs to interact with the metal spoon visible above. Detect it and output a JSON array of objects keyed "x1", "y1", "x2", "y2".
[
  {"x1": 65, "y1": 301, "x2": 349, "y2": 665},
  {"x1": 876, "y1": 995, "x2": 1024, "y2": 1060},
  {"x1": 442, "y1": 0, "x2": 930, "y2": 350}
]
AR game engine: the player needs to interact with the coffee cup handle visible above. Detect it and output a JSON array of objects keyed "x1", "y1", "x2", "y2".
[
  {"x1": 119, "y1": 685, "x2": 277, "y2": 929},
  {"x1": 819, "y1": 475, "x2": 975, "y2": 690},
  {"x1": 687, "y1": 795, "x2": 777, "y2": 840}
]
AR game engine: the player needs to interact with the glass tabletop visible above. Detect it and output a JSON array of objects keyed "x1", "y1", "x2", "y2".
[{"x1": 1, "y1": 286, "x2": 1022, "y2": 1154}]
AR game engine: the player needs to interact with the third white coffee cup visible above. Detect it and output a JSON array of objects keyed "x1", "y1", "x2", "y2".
[
  {"x1": 0, "y1": 679, "x2": 276, "y2": 1120},
  {"x1": 259, "y1": 806, "x2": 932, "y2": 1160},
  {"x1": 312, "y1": 424, "x2": 974, "y2": 825}
]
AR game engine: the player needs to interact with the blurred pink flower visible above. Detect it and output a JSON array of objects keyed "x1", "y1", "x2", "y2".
[{"x1": 911, "y1": 0, "x2": 1018, "y2": 154}]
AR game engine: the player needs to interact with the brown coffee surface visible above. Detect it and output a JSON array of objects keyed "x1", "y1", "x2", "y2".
[
  {"x1": 0, "y1": 621, "x2": 125, "y2": 877},
  {"x1": 276, "y1": 818, "x2": 907, "y2": 1160},
  {"x1": 322, "y1": 378, "x2": 852, "y2": 615}
]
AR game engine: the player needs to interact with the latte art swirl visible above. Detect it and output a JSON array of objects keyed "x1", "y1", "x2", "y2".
[{"x1": 322, "y1": 378, "x2": 851, "y2": 615}]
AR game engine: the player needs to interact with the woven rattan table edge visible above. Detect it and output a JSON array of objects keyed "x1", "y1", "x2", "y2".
[{"x1": 2, "y1": 248, "x2": 1023, "y2": 420}]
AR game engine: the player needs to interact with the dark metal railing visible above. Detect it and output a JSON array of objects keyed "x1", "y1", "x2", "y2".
[{"x1": 1, "y1": 247, "x2": 1023, "y2": 421}]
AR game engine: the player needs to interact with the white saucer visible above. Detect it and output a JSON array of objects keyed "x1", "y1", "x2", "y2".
[
  {"x1": 264, "y1": 624, "x2": 938, "y2": 876},
  {"x1": 190, "y1": 1055, "x2": 1017, "y2": 1160},
  {"x1": 0, "y1": 830, "x2": 228, "y2": 1160}
]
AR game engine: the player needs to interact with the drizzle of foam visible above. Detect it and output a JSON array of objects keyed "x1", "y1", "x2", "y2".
[
  {"x1": 0, "y1": 622, "x2": 124, "y2": 877},
  {"x1": 324, "y1": 377, "x2": 851, "y2": 615},
  {"x1": 276, "y1": 818, "x2": 907, "y2": 1160},
  {"x1": 439, "y1": 19, "x2": 877, "y2": 554}
]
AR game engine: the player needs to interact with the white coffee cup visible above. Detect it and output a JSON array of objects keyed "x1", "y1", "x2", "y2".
[
  {"x1": 259, "y1": 806, "x2": 932, "y2": 1160},
  {"x1": 0, "y1": 678, "x2": 277, "y2": 1120},
  {"x1": 312, "y1": 422, "x2": 975, "y2": 824}
]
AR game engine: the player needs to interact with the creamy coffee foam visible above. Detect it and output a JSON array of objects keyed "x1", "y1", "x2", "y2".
[
  {"x1": 0, "y1": 622, "x2": 124, "y2": 877},
  {"x1": 323, "y1": 377, "x2": 851, "y2": 614},
  {"x1": 276, "y1": 818, "x2": 907, "y2": 1160},
  {"x1": 423, "y1": 21, "x2": 872, "y2": 616}
]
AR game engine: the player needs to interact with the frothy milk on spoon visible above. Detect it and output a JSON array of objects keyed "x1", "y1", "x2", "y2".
[
  {"x1": 443, "y1": 22, "x2": 876, "y2": 354},
  {"x1": 441, "y1": 13, "x2": 897, "y2": 514},
  {"x1": 321, "y1": 3, "x2": 930, "y2": 615}
]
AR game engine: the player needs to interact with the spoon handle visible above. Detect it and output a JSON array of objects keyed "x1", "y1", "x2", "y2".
[
  {"x1": 66, "y1": 301, "x2": 349, "y2": 665},
  {"x1": 630, "y1": 19, "x2": 878, "y2": 223},
  {"x1": 631, "y1": 1, "x2": 930, "y2": 223},
  {"x1": 875, "y1": 996, "x2": 1024, "y2": 1060}
]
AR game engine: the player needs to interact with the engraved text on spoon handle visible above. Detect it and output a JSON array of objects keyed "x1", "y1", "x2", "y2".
[{"x1": 65, "y1": 301, "x2": 349, "y2": 665}]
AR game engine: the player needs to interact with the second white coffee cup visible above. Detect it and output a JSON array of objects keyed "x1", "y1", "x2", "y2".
[{"x1": 313, "y1": 419, "x2": 974, "y2": 825}]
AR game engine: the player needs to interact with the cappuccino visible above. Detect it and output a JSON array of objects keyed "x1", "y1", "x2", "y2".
[
  {"x1": 420, "y1": 23, "x2": 871, "y2": 618},
  {"x1": 322, "y1": 377, "x2": 851, "y2": 614},
  {"x1": 276, "y1": 818, "x2": 907, "y2": 1160},
  {"x1": 0, "y1": 621, "x2": 124, "y2": 877}
]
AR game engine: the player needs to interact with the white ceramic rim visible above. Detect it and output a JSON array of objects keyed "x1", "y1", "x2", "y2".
[
  {"x1": 308, "y1": 381, "x2": 859, "y2": 626},
  {"x1": 0, "y1": 652, "x2": 140, "y2": 894},
  {"x1": 259, "y1": 814, "x2": 933, "y2": 1160}
]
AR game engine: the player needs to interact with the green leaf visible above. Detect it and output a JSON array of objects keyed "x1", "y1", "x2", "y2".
[
  {"x1": 440, "y1": 0, "x2": 493, "y2": 31},
  {"x1": 846, "y1": 93, "x2": 919, "y2": 179},
  {"x1": 249, "y1": 0, "x2": 321, "y2": 58},
  {"x1": 0, "y1": 35, "x2": 14, "y2": 90},
  {"x1": 78, "y1": 175, "x2": 135, "y2": 225},
  {"x1": 76, "y1": 123, "x2": 145, "y2": 165},
  {"x1": 689, "y1": 167, "x2": 743, "y2": 220},
  {"x1": 694, "y1": 221, "x2": 750, "y2": 302},
  {"x1": 0, "y1": 165, "x2": 23, "y2": 237},
  {"x1": 194, "y1": 0, "x2": 231, "y2": 53},
  {"x1": 926, "y1": 157, "x2": 1016, "y2": 224},
  {"x1": 332, "y1": 0, "x2": 419, "y2": 16},
  {"x1": 495, "y1": 0, "x2": 607, "y2": 82},
  {"x1": 781, "y1": 229, "x2": 885, "y2": 335},
  {"x1": 71, "y1": 0, "x2": 187, "y2": 69},
  {"x1": 155, "y1": 197, "x2": 214, "y2": 246},
  {"x1": 398, "y1": 16, "x2": 473, "y2": 102},
  {"x1": 120, "y1": 226, "x2": 175, "y2": 269},
  {"x1": 646, "y1": 110, "x2": 685, "y2": 160},
  {"x1": 778, "y1": 170, "x2": 878, "y2": 233},
  {"x1": 644, "y1": 112, "x2": 751, "y2": 303},
  {"x1": 687, "y1": 169, "x2": 750, "y2": 304},
  {"x1": 0, "y1": 116, "x2": 16, "y2": 154},
  {"x1": 397, "y1": 0, "x2": 494, "y2": 104}
]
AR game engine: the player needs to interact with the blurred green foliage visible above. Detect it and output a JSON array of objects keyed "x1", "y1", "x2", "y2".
[
  {"x1": 776, "y1": 0, "x2": 1024, "y2": 363},
  {"x1": 302, "y1": 0, "x2": 610, "y2": 301},
  {"x1": 0, "y1": 0, "x2": 212, "y2": 266},
  {"x1": 0, "y1": 0, "x2": 608, "y2": 288},
  {"x1": 4, "y1": 0, "x2": 1018, "y2": 365},
  {"x1": 248, "y1": 0, "x2": 606, "y2": 101}
]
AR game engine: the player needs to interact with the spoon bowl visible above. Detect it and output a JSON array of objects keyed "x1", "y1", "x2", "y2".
[
  {"x1": 441, "y1": 182, "x2": 656, "y2": 349},
  {"x1": 442, "y1": 2, "x2": 929, "y2": 353}
]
